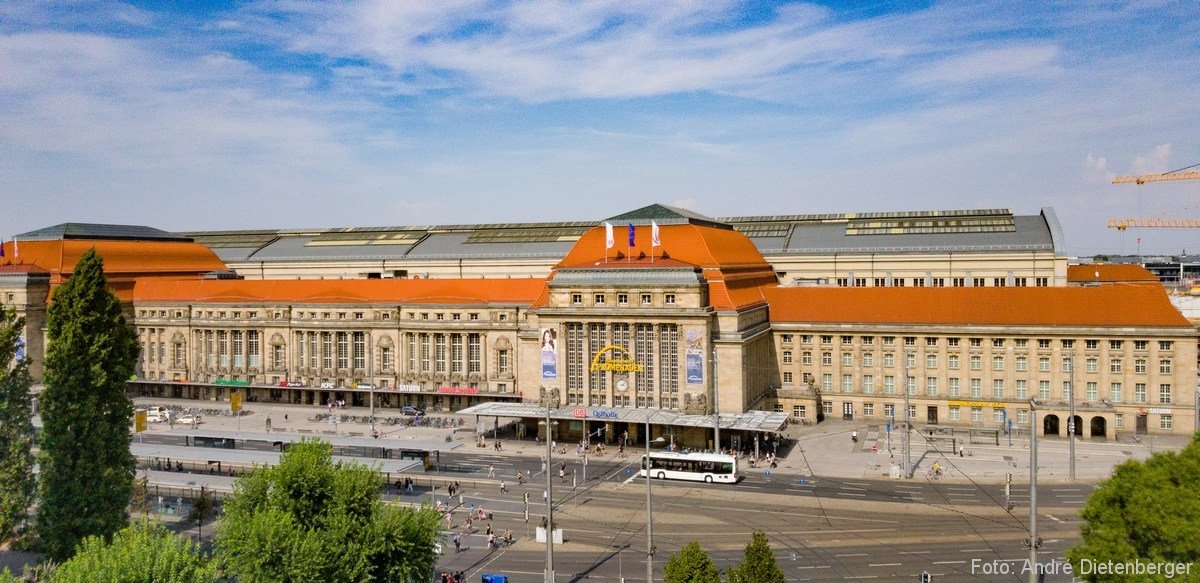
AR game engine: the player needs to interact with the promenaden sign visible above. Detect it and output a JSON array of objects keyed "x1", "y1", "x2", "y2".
[{"x1": 588, "y1": 345, "x2": 645, "y2": 373}]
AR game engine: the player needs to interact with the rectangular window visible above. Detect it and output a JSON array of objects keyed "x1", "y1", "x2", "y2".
[
  {"x1": 1160, "y1": 359, "x2": 1173, "y2": 374},
  {"x1": 992, "y1": 356, "x2": 1004, "y2": 371},
  {"x1": 862, "y1": 336, "x2": 874, "y2": 345},
  {"x1": 926, "y1": 354, "x2": 937, "y2": 369},
  {"x1": 907, "y1": 376, "x2": 916, "y2": 395},
  {"x1": 248, "y1": 330, "x2": 260, "y2": 367},
  {"x1": 926, "y1": 377, "x2": 937, "y2": 396},
  {"x1": 842, "y1": 335, "x2": 854, "y2": 345},
  {"x1": 971, "y1": 407, "x2": 983, "y2": 422},
  {"x1": 802, "y1": 351, "x2": 812, "y2": 365},
  {"x1": 794, "y1": 405, "x2": 806, "y2": 419},
  {"x1": 863, "y1": 375, "x2": 874, "y2": 393},
  {"x1": 782, "y1": 350, "x2": 792, "y2": 364},
  {"x1": 1086, "y1": 358, "x2": 1098, "y2": 373},
  {"x1": 884, "y1": 353, "x2": 895, "y2": 367},
  {"x1": 862, "y1": 352, "x2": 873, "y2": 367},
  {"x1": 947, "y1": 337, "x2": 960, "y2": 347},
  {"x1": 1159, "y1": 384, "x2": 1172, "y2": 404},
  {"x1": 1039, "y1": 380, "x2": 1050, "y2": 400},
  {"x1": 1115, "y1": 413, "x2": 1123, "y2": 428},
  {"x1": 783, "y1": 371, "x2": 793, "y2": 384},
  {"x1": 884, "y1": 375, "x2": 895, "y2": 395},
  {"x1": 1109, "y1": 382, "x2": 1122, "y2": 403},
  {"x1": 1110, "y1": 358, "x2": 1122, "y2": 373},
  {"x1": 1135, "y1": 359, "x2": 1147, "y2": 374},
  {"x1": 1160, "y1": 415, "x2": 1173, "y2": 430},
  {"x1": 883, "y1": 336, "x2": 895, "y2": 346},
  {"x1": 1017, "y1": 409, "x2": 1028, "y2": 425},
  {"x1": 842, "y1": 353, "x2": 853, "y2": 366},
  {"x1": 617, "y1": 293, "x2": 628, "y2": 305},
  {"x1": 1110, "y1": 340, "x2": 1123, "y2": 350},
  {"x1": 1037, "y1": 339, "x2": 1050, "y2": 349},
  {"x1": 353, "y1": 332, "x2": 365, "y2": 370},
  {"x1": 1015, "y1": 379, "x2": 1027, "y2": 399},
  {"x1": 419, "y1": 334, "x2": 430, "y2": 373},
  {"x1": 970, "y1": 338, "x2": 982, "y2": 348},
  {"x1": 1134, "y1": 340, "x2": 1148, "y2": 350},
  {"x1": 822, "y1": 374, "x2": 832, "y2": 392},
  {"x1": 1086, "y1": 382, "x2": 1097, "y2": 401},
  {"x1": 594, "y1": 293, "x2": 606, "y2": 305},
  {"x1": 451, "y1": 335, "x2": 464, "y2": 374},
  {"x1": 948, "y1": 355, "x2": 959, "y2": 370},
  {"x1": 218, "y1": 330, "x2": 229, "y2": 367},
  {"x1": 884, "y1": 403, "x2": 895, "y2": 418},
  {"x1": 1015, "y1": 356, "x2": 1027, "y2": 372},
  {"x1": 1086, "y1": 339, "x2": 1098, "y2": 349},
  {"x1": 970, "y1": 356, "x2": 982, "y2": 370},
  {"x1": 904, "y1": 336, "x2": 916, "y2": 347},
  {"x1": 1134, "y1": 383, "x2": 1147, "y2": 403},
  {"x1": 993, "y1": 338, "x2": 1005, "y2": 348},
  {"x1": 467, "y1": 334, "x2": 481, "y2": 374},
  {"x1": 906, "y1": 353, "x2": 916, "y2": 369},
  {"x1": 949, "y1": 377, "x2": 960, "y2": 397},
  {"x1": 842, "y1": 374, "x2": 853, "y2": 392},
  {"x1": 781, "y1": 334, "x2": 793, "y2": 344},
  {"x1": 863, "y1": 402, "x2": 874, "y2": 416},
  {"x1": 949, "y1": 406, "x2": 960, "y2": 421},
  {"x1": 641, "y1": 293, "x2": 652, "y2": 305},
  {"x1": 822, "y1": 335, "x2": 833, "y2": 345},
  {"x1": 970, "y1": 378, "x2": 982, "y2": 397},
  {"x1": 1159, "y1": 341, "x2": 1173, "y2": 351},
  {"x1": 434, "y1": 334, "x2": 447, "y2": 373},
  {"x1": 822, "y1": 352, "x2": 832, "y2": 365},
  {"x1": 381, "y1": 347, "x2": 393, "y2": 372},
  {"x1": 1038, "y1": 357, "x2": 1050, "y2": 372},
  {"x1": 823, "y1": 401, "x2": 833, "y2": 415},
  {"x1": 664, "y1": 294, "x2": 676, "y2": 305},
  {"x1": 337, "y1": 332, "x2": 348, "y2": 370},
  {"x1": 992, "y1": 379, "x2": 1004, "y2": 399},
  {"x1": 571, "y1": 294, "x2": 582, "y2": 305}
]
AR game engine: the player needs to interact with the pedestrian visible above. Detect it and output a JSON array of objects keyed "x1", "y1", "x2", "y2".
[
  {"x1": 487, "y1": 531, "x2": 496, "y2": 550},
  {"x1": 488, "y1": 463, "x2": 495, "y2": 478},
  {"x1": 499, "y1": 480, "x2": 507, "y2": 494},
  {"x1": 284, "y1": 413, "x2": 288, "y2": 421},
  {"x1": 517, "y1": 470, "x2": 524, "y2": 485},
  {"x1": 958, "y1": 445, "x2": 965, "y2": 458},
  {"x1": 407, "y1": 477, "x2": 415, "y2": 493},
  {"x1": 453, "y1": 533, "x2": 461, "y2": 553},
  {"x1": 543, "y1": 489, "x2": 548, "y2": 503},
  {"x1": 559, "y1": 465, "x2": 566, "y2": 483}
]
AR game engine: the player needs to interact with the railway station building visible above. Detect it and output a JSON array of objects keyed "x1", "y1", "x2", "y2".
[{"x1": 2, "y1": 205, "x2": 1195, "y2": 446}]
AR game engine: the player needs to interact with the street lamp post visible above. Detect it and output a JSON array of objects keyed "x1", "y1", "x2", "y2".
[
  {"x1": 369, "y1": 383, "x2": 376, "y2": 437},
  {"x1": 644, "y1": 415, "x2": 665, "y2": 583},
  {"x1": 903, "y1": 351, "x2": 912, "y2": 478},
  {"x1": 1067, "y1": 354, "x2": 1076, "y2": 482},
  {"x1": 712, "y1": 345, "x2": 720, "y2": 451},
  {"x1": 544, "y1": 407, "x2": 556, "y2": 583},
  {"x1": 1028, "y1": 399, "x2": 1040, "y2": 583}
]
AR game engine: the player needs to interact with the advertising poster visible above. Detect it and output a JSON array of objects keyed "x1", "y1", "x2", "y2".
[
  {"x1": 541, "y1": 328, "x2": 558, "y2": 380},
  {"x1": 685, "y1": 328, "x2": 704, "y2": 385},
  {"x1": 14, "y1": 335, "x2": 25, "y2": 362}
]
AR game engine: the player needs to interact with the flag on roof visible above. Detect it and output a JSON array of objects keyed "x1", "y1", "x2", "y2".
[
  {"x1": 604, "y1": 222, "x2": 614, "y2": 250},
  {"x1": 627, "y1": 224, "x2": 635, "y2": 247},
  {"x1": 651, "y1": 221, "x2": 660, "y2": 247}
]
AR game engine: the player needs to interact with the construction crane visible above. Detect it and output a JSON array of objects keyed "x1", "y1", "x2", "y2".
[
  {"x1": 1112, "y1": 170, "x2": 1200, "y2": 184},
  {"x1": 1108, "y1": 162, "x2": 1200, "y2": 230}
]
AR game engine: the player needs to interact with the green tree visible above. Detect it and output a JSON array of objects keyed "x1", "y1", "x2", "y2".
[
  {"x1": 0, "y1": 304, "x2": 36, "y2": 544},
  {"x1": 216, "y1": 439, "x2": 442, "y2": 582},
  {"x1": 726, "y1": 531, "x2": 785, "y2": 583},
  {"x1": 185, "y1": 486, "x2": 214, "y2": 542},
  {"x1": 36, "y1": 249, "x2": 139, "y2": 560},
  {"x1": 1066, "y1": 433, "x2": 1200, "y2": 582},
  {"x1": 48, "y1": 519, "x2": 216, "y2": 583},
  {"x1": 663, "y1": 540, "x2": 721, "y2": 583}
]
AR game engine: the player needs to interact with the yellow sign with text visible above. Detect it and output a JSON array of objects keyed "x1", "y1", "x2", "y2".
[
  {"x1": 588, "y1": 345, "x2": 645, "y2": 373},
  {"x1": 947, "y1": 400, "x2": 1007, "y2": 409},
  {"x1": 231, "y1": 390, "x2": 243, "y2": 413},
  {"x1": 134, "y1": 410, "x2": 147, "y2": 433}
]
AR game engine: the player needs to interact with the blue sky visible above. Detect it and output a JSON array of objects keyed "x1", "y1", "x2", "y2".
[{"x1": 2, "y1": 1, "x2": 1198, "y2": 257}]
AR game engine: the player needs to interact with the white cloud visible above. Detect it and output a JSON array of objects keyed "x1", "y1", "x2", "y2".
[
  {"x1": 1131, "y1": 144, "x2": 1173, "y2": 175},
  {"x1": 904, "y1": 45, "x2": 1061, "y2": 87}
]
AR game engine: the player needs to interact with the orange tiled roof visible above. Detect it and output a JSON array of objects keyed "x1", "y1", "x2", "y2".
[
  {"x1": 132, "y1": 278, "x2": 547, "y2": 305},
  {"x1": 553, "y1": 222, "x2": 778, "y2": 311},
  {"x1": 1068, "y1": 263, "x2": 1160, "y2": 284},
  {"x1": 764, "y1": 285, "x2": 1193, "y2": 328},
  {"x1": 2, "y1": 239, "x2": 226, "y2": 280},
  {"x1": 556, "y1": 223, "x2": 771, "y2": 271}
]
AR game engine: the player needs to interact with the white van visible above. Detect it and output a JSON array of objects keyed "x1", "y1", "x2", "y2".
[{"x1": 144, "y1": 406, "x2": 169, "y2": 423}]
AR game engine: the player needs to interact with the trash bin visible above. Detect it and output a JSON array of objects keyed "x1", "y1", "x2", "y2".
[
  {"x1": 890, "y1": 464, "x2": 901, "y2": 479},
  {"x1": 481, "y1": 574, "x2": 508, "y2": 583}
]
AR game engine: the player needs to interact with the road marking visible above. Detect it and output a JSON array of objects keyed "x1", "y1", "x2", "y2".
[
  {"x1": 1047, "y1": 515, "x2": 1065, "y2": 523},
  {"x1": 845, "y1": 481, "x2": 870, "y2": 487},
  {"x1": 960, "y1": 549, "x2": 990, "y2": 553},
  {"x1": 869, "y1": 563, "x2": 902, "y2": 567},
  {"x1": 845, "y1": 576, "x2": 879, "y2": 580},
  {"x1": 796, "y1": 565, "x2": 832, "y2": 570},
  {"x1": 840, "y1": 486, "x2": 867, "y2": 491},
  {"x1": 836, "y1": 553, "x2": 869, "y2": 557},
  {"x1": 934, "y1": 560, "x2": 966, "y2": 565},
  {"x1": 836, "y1": 492, "x2": 867, "y2": 497},
  {"x1": 900, "y1": 551, "x2": 931, "y2": 555}
]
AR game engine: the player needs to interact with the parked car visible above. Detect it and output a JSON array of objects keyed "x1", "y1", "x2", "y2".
[
  {"x1": 177, "y1": 414, "x2": 203, "y2": 426},
  {"x1": 144, "y1": 406, "x2": 169, "y2": 423},
  {"x1": 400, "y1": 406, "x2": 424, "y2": 416}
]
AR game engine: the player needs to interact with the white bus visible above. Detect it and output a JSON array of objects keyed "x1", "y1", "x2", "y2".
[{"x1": 639, "y1": 451, "x2": 739, "y2": 483}]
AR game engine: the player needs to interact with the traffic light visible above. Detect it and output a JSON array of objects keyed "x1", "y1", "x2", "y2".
[{"x1": 920, "y1": 571, "x2": 932, "y2": 582}]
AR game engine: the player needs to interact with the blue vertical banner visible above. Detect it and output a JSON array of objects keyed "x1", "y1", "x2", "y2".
[
  {"x1": 685, "y1": 328, "x2": 704, "y2": 385},
  {"x1": 14, "y1": 335, "x2": 25, "y2": 362},
  {"x1": 627, "y1": 224, "x2": 636, "y2": 247},
  {"x1": 540, "y1": 328, "x2": 558, "y2": 380}
]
